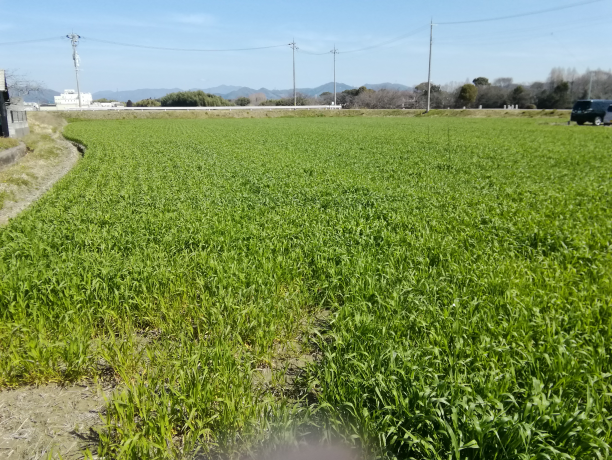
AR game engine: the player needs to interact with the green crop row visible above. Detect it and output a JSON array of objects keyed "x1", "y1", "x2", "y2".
[{"x1": 0, "y1": 117, "x2": 610, "y2": 459}]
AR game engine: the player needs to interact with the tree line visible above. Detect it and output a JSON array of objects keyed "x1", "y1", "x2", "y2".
[
  {"x1": 126, "y1": 91, "x2": 233, "y2": 108},
  {"x1": 119, "y1": 67, "x2": 612, "y2": 110},
  {"x1": 312, "y1": 68, "x2": 612, "y2": 110}
]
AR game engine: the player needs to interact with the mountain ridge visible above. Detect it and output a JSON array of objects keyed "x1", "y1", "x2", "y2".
[
  {"x1": 25, "y1": 83, "x2": 414, "y2": 104},
  {"x1": 91, "y1": 82, "x2": 413, "y2": 102}
]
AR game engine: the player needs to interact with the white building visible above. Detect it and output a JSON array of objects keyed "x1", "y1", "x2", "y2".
[
  {"x1": 23, "y1": 102, "x2": 40, "y2": 111},
  {"x1": 54, "y1": 89, "x2": 92, "y2": 109},
  {"x1": 91, "y1": 101, "x2": 124, "y2": 108}
]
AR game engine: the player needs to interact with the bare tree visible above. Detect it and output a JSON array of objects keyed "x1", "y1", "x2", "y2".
[
  {"x1": 354, "y1": 89, "x2": 417, "y2": 109},
  {"x1": 4, "y1": 69, "x2": 44, "y2": 98},
  {"x1": 493, "y1": 77, "x2": 513, "y2": 89},
  {"x1": 548, "y1": 67, "x2": 578, "y2": 87}
]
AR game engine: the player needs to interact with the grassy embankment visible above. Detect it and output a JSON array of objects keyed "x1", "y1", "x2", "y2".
[
  {"x1": 0, "y1": 138, "x2": 20, "y2": 152},
  {"x1": 0, "y1": 113, "x2": 70, "y2": 211},
  {"x1": 57, "y1": 108, "x2": 571, "y2": 122},
  {"x1": 0, "y1": 116, "x2": 610, "y2": 459}
]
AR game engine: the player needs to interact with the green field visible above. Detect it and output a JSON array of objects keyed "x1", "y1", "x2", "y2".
[{"x1": 1, "y1": 117, "x2": 611, "y2": 459}]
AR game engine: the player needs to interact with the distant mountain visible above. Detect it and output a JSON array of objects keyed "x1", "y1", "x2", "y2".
[
  {"x1": 219, "y1": 82, "x2": 356, "y2": 100},
  {"x1": 92, "y1": 88, "x2": 182, "y2": 102},
  {"x1": 363, "y1": 82, "x2": 413, "y2": 91},
  {"x1": 199, "y1": 85, "x2": 243, "y2": 94},
  {"x1": 296, "y1": 82, "x2": 355, "y2": 97},
  {"x1": 219, "y1": 87, "x2": 286, "y2": 100},
  {"x1": 218, "y1": 82, "x2": 410, "y2": 99},
  {"x1": 22, "y1": 88, "x2": 60, "y2": 104},
  {"x1": 85, "y1": 82, "x2": 413, "y2": 103}
]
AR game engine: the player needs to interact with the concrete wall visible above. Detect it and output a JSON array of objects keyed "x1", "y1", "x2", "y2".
[
  {"x1": 5, "y1": 98, "x2": 30, "y2": 138},
  {"x1": 0, "y1": 143, "x2": 26, "y2": 169},
  {"x1": 7, "y1": 109, "x2": 30, "y2": 138}
]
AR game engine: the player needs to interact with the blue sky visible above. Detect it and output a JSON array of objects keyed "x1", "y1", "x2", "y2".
[{"x1": 1, "y1": 0, "x2": 610, "y2": 93}]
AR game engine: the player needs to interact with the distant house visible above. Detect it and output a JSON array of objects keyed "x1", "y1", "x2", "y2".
[
  {"x1": 54, "y1": 89, "x2": 93, "y2": 109},
  {"x1": 0, "y1": 70, "x2": 30, "y2": 138}
]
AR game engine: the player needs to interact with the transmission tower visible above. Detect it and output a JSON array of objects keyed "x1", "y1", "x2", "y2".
[
  {"x1": 331, "y1": 45, "x2": 339, "y2": 106},
  {"x1": 289, "y1": 40, "x2": 298, "y2": 106},
  {"x1": 66, "y1": 33, "x2": 82, "y2": 107}
]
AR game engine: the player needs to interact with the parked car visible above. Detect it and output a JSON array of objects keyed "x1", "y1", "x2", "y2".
[
  {"x1": 604, "y1": 104, "x2": 612, "y2": 126},
  {"x1": 571, "y1": 99, "x2": 612, "y2": 126}
]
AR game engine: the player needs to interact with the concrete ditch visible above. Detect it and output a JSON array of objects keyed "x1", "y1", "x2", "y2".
[{"x1": 0, "y1": 143, "x2": 26, "y2": 170}]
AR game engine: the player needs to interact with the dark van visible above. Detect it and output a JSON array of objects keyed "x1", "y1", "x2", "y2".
[
  {"x1": 604, "y1": 103, "x2": 612, "y2": 125},
  {"x1": 571, "y1": 99, "x2": 612, "y2": 126}
]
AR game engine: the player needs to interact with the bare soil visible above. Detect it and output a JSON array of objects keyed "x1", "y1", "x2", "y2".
[{"x1": 0, "y1": 383, "x2": 110, "y2": 459}]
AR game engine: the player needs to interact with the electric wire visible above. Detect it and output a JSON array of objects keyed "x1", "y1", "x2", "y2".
[
  {"x1": 0, "y1": 0, "x2": 604, "y2": 57},
  {"x1": 550, "y1": 32, "x2": 578, "y2": 60},
  {"x1": 434, "y1": 17, "x2": 609, "y2": 47},
  {"x1": 434, "y1": 12, "x2": 602, "y2": 42},
  {"x1": 301, "y1": 26, "x2": 428, "y2": 55},
  {"x1": 0, "y1": 37, "x2": 64, "y2": 46},
  {"x1": 81, "y1": 37, "x2": 289, "y2": 52},
  {"x1": 438, "y1": 0, "x2": 604, "y2": 25},
  {"x1": 341, "y1": 25, "x2": 429, "y2": 53},
  {"x1": 299, "y1": 50, "x2": 333, "y2": 56}
]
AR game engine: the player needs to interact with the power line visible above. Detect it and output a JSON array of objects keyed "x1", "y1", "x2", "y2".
[
  {"x1": 434, "y1": 14, "x2": 611, "y2": 45},
  {"x1": 81, "y1": 37, "x2": 288, "y2": 52},
  {"x1": 550, "y1": 33, "x2": 578, "y2": 60},
  {"x1": 1, "y1": 0, "x2": 602, "y2": 54},
  {"x1": 438, "y1": 0, "x2": 604, "y2": 25},
  {"x1": 0, "y1": 37, "x2": 63, "y2": 46},
  {"x1": 342, "y1": 26, "x2": 429, "y2": 53},
  {"x1": 299, "y1": 49, "x2": 331, "y2": 56}
]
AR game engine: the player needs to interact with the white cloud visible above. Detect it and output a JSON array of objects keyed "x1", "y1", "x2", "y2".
[{"x1": 171, "y1": 14, "x2": 215, "y2": 26}]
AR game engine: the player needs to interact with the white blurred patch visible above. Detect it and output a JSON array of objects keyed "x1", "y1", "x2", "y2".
[{"x1": 172, "y1": 14, "x2": 215, "y2": 26}]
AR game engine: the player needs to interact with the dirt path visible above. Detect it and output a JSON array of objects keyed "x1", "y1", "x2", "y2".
[{"x1": 0, "y1": 113, "x2": 80, "y2": 226}]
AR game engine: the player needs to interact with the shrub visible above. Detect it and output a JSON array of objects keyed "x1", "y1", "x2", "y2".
[
  {"x1": 457, "y1": 84, "x2": 478, "y2": 105},
  {"x1": 259, "y1": 93, "x2": 308, "y2": 106},
  {"x1": 134, "y1": 99, "x2": 161, "y2": 107},
  {"x1": 159, "y1": 90, "x2": 233, "y2": 107}
]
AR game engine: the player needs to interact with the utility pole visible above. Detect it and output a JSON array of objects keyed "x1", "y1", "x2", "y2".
[
  {"x1": 588, "y1": 71, "x2": 593, "y2": 99},
  {"x1": 66, "y1": 33, "x2": 82, "y2": 107},
  {"x1": 289, "y1": 40, "x2": 298, "y2": 107},
  {"x1": 426, "y1": 19, "x2": 434, "y2": 113},
  {"x1": 331, "y1": 45, "x2": 339, "y2": 106}
]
